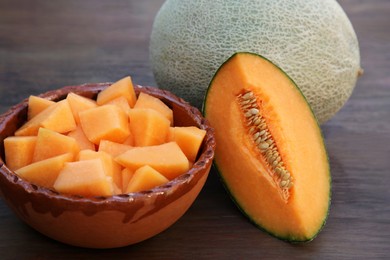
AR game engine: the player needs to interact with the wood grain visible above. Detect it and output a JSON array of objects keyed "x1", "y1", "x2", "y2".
[{"x1": 0, "y1": 0, "x2": 389, "y2": 258}]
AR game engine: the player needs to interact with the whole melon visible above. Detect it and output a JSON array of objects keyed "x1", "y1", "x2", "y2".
[{"x1": 149, "y1": 0, "x2": 362, "y2": 124}]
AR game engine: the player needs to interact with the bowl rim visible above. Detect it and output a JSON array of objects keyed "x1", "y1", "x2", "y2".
[{"x1": 0, "y1": 83, "x2": 216, "y2": 205}]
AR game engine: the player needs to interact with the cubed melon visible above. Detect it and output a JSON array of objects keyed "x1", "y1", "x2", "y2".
[
  {"x1": 15, "y1": 153, "x2": 74, "y2": 188},
  {"x1": 32, "y1": 128, "x2": 79, "y2": 162},
  {"x1": 128, "y1": 108, "x2": 170, "y2": 147},
  {"x1": 27, "y1": 95, "x2": 55, "y2": 120},
  {"x1": 116, "y1": 142, "x2": 190, "y2": 180},
  {"x1": 98, "y1": 140, "x2": 133, "y2": 157},
  {"x1": 105, "y1": 96, "x2": 131, "y2": 113},
  {"x1": 170, "y1": 126, "x2": 206, "y2": 162},
  {"x1": 121, "y1": 168, "x2": 134, "y2": 193},
  {"x1": 125, "y1": 165, "x2": 169, "y2": 193},
  {"x1": 53, "y1": 159, "x2": 113, "y2": 197},
  {"x1": 67, "y1": 125, "x2": 95, "y2": 151},
  {"x1": 4, "y1": 136, "x2": 37, "y2": 171},
  {"x1": 66, "y1": 92, "x2": 97, "y2": 124},
  {"x1": 96, "y1": 76, "x2": 137, "y2": 108},
  {"x1": 15, "y1": 99, "x2": 76, "y2": 136},
  {"x1": 122, "y1": 132, "x2": 134, "y2": 146},
  {"x1": 79, "y1": 105, "x2": 130, "y2": 144},
  {"x1": 134, "y1": 92, "x2": 174, "y2": 125},
  {"x1": 78, "y1": 150, "x2": 122, "y2": 192}
]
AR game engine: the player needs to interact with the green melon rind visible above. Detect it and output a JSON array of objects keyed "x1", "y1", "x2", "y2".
[{"x1": 202, "y1": 52, "x2": 332, "y2": 243}]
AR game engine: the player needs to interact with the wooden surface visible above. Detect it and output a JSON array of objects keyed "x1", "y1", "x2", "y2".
[{"x1": 0, "y1": 0, "x2": 389, "y2": 258}]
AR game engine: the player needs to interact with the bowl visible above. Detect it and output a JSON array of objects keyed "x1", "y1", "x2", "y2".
[{"x1": 0, "y1": 83, "x2": 215, "y2": 248}]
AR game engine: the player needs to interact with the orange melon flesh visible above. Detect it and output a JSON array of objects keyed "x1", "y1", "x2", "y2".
[
  {"x1": 27, "y1": 95, "x2": 55, "y2": 120},
  {"x1": 15, "y1": 153, "x2": 74, "y2": 188},
  {"x1": 170, "y1": 126, "x2": 206, "y2": 162},
  {"x1": 204, "y1": 53, "x2": 330, "y2": 241},
  {"x1": 98, "y1": 140, "x2": 133, "y2": 158},
  {"x1": 32, "y1": 128, "x2": 79, "y2": 163},
  {"x1": 105, "y1": 96, "x2": 131, "y2": 113},
  {"x1": 78, "y1": 150, "x2": 122, "y2": 193},
  {"x1": 53, "y1": 159, "x2": 113, "y2": 197},
  {"x1": 67, "y1": 125, "x2": 95, "y2": 151},
  {"x1": 15, "y1": 100, "x2": 77, "y2": 136},
  {"x1": 116, "y1": 142, "x2": 190, "y2": 180},
  {"x1": 4, "y1": 136, "x2": 37, "y2": 171},
  {"x1": 128, "y1": 108, "x2": 170, "y2": 147},
  {"x1": 125, "y1": 165, "x2": 169, "y2": 193},
  {"x1": 134, "y1": 92, "x2": 174, "y2": 125},
  {"x1": 79, "y1": 105, "x2": 130, "y2": 144},
  {"x1": 66, "y1": 92, "x2": 98, "y2": 124},
  {"x1": 121, "y1": 168, "x2": 134, "y2": 193},
  {"x1": 96, "y1": 76, "x2": 137, "y2": 108}
]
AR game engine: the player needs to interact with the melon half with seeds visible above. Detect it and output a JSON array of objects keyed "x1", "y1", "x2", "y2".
[
  {"x1": 150, "y1": 0, "x2": 362, "y2": 123},
  {"x1": 203, "y1": 52, "x2": 331, "y2": 242}
]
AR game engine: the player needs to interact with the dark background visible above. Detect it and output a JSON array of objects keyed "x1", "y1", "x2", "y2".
[{"x1": 0, "y1": 0, "x2": 389, "y2": 258}]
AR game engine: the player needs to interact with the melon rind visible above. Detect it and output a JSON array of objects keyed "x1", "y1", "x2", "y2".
[{"x1": 150, "y1": 0, "x2": 361, "y2": 124}]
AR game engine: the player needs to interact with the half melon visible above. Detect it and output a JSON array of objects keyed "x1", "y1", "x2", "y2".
[{"x1": 203, "y1": 52, "x2": 331, "y2": 242}]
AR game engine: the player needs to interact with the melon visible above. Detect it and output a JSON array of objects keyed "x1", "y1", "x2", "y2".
[{"x1": 150, "y1": 0, "x2": 362, "y2": 123}]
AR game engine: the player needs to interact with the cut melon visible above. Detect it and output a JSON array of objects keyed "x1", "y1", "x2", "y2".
[
  {"x1": 79, "y1": 105, "x2": 130, "y2": 144},
  {"x1": 27, "y1": 95, "x2": 55, "y2": 120},
  {"x1": 96, "y1": 76, "x2": 137, "y2": 108},
  {"x1": 116, "y1": 142, "x2": 190, "y2": 180},
  {"x1": 53, "y1": 159, "x2": 114, "y2": 197},
  {"x1": 121, "y1": 168, "x2": 134, "y2": 193},
  {"x1": 32, "y1": 128, "x2": 79, "y2": 162},
  {"x1": 4, "y1": 136, "x2": 37, "y2": 171},
  {"x1": 66, "y1": 92, "x2": 97, "y2": 124},
  {"x1": 15, "y1": 99, "x2": 76, "y2": 136},
  {"x1": 15, "y1": 153, "x2": 74, "y2": 188},
  {"x1": 67, "y1": 125, "x2": 95, "y2": 151},
  {"x1": 128, "y1": 108, "x2": 170, "y2": 147},
  {"x1": 125, "y1": 165, "x2": 169, "y2": 193},
  {"x1": 98, "y1": 140, "x2": 133, "y2": 158},
  {"x1": 105, "y1": 96, "x2": 131, "y2": 113},
  {"x1": 134, "y1": 92, "x2": 173, "y2": 125},
  {"x1": 170, "y1": 126, "x2": 206, "y2": 162}
]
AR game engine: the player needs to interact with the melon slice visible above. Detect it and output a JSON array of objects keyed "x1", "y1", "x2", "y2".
[
  {"x1": 67, "y1": 125, "x2": 95, "y2": 151},
  {"x1": 105, "y1": 96, "x2": 131, "y2": 113},
  {"x1": 96, "y1": 76, "x2": 137, "y2": 108},
  {"x1": 15, "y1": 153, "x2": 74, "y2": 188},
  {"x1": 32, "y1": 128, "x2": 79, "y2": 162},
  {"x1": 134, "y1": 92, "x2": 174, "y2": 125},
  {"x1": 98, "y1": 140, "x2": 133, "y2": 158},
  {"x1": 125, "y1": 165, "x2": 169, "y2": 193},
  {"x1": 121, "y1": 168, "x2": 134, "y2": 193},
  {"x1": 66, "y1": 92, "x2": 97, "y2": 124},
  {"x1": 116, "y1": 142, "x2": 190, "y2": 180},
  {"x1": 15, "y1": 99, "x2": 76, "y2": 136},
  {"x1": 170, "y1": 126, "x2": 206, "y2": 162},
  {"x1": 79, "y1": 104, "x2": 130, "y2": 144},
  {"x1": 128, "y1": 108, "x2": 170, "y2": 147},
  {"x1": 4, "y1": 136, "x2": 37, "y2": 171},
  {"x1": 78, "y1": 150, "x2": 122, "y2": 193},
  {"x1": 53, "y1": 159, "x2": 114, "y2": 197},
  {"x1": 27, "y1": 95, "x2": 55, "y2": 120}
]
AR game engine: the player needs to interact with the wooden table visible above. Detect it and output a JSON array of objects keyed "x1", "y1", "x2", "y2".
[{"x1": 0, "y1": 0, "x2": 389, "y2": 258}]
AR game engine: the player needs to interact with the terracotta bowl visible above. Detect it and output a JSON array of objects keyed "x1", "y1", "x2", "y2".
[{"x1": 0, "y1": 83, "x2": 215, "y2": 248}]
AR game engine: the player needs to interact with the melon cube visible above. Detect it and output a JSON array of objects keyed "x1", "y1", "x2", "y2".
[
  {"x1": 116, "y1": 142, "x2": 190, "y2": 180},
  {"x1": 105, "y1": 96, "x2": 131, "y2": 113},
  {"x1": 121, "y1": 168, "x2": 134, "y2": 193},
  {"x1": 78, "y1": 150, "x2": 122, "y2": 192},
  {"x1": 15, "y1": 99, "x2": 76, "y2": 136},
  {"x1": 15, "y1": 153, "x2": 74, "y2": 188},
  {"x1": 67, "y1": 125, "x2": 95, "y2": 151},
  {"x1": 32, "y1": 128, "x2": 79, "y2": 162},
  {"x1": 170, "y1": 126, "x2": 206, "y2": 162},
  {"x1": 98, "y1": 140, "x2": 133, "y2": 157},
  {"x1": 27, "y1": 95, "x2": 55, "y2": 120},
  {"x1": 96, "y1": 76, "x2": 137, "y2": 108},
  {"x1": 79, "y1": 104, "x2": 130, "y2": 144},
  {"x1": 125, "y1": 165, "x2": 169, "y2": 193},
  {"x1": 53, "y1": 159, "x2": 113, "y2": 197},
  {"x1": 134, "y1": 92, "x2": 174, "y2": 125},
  {"x1": 128, "y1": 108, "x2": 170, "y2": 147},
  {"x1": 4, "y1": 136, "x2": 37, "y2": 171},
  {"x1": 66, "y1": 92, "x2": 97, "y2": 124}
]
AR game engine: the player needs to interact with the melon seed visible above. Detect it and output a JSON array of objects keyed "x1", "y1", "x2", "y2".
[{"x1": 242, "y1": 92, "x2": 254, "y2": 100}]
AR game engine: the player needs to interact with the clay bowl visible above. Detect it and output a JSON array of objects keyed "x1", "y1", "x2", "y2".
[{"x1": 0, "y1": 83, "x2": 215, "y2": 248}]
